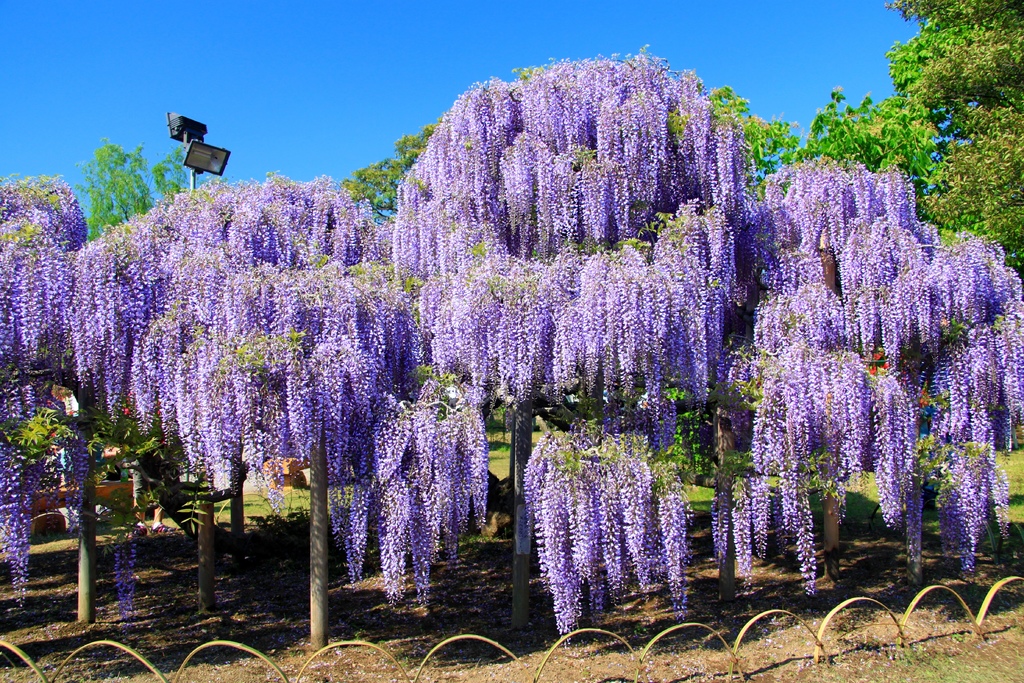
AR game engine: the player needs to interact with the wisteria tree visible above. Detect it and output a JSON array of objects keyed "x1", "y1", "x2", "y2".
[
  {"x1": 748, "y1": 162, "x2": 1017, "y2": 590},
  {"x1": 1, "y1": 54, "x2": 1018, "y2": 643},
  {"x1": 389, "y1": 56, "x2": 1020, "y2": 633},
  {"x1": 69, "y1": 176, "x2": 488, "y2": 644},
  {"x1": 0, "y1": 178, "x2": 90, "y2": 610},
  {"x1": 394, "y1": 54, "x2": 758, "y2": 625}
]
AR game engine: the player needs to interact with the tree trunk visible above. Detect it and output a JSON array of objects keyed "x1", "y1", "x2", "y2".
[
  {"x1": 510, "y1": 398, "x2": 533, "y2": 628},
  {"x1": 309, "y1": 430, "x2": 329, "y2": 649},
  {"x1": 820, "y1": 241, "x2": 843, "y2": 583},
  {"x1": 198, "y1": 502, "x2": 216, "y2": 611}
]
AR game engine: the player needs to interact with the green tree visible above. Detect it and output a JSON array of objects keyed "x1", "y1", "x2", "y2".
[
  {"x1": 889, "y1": 0, "x2": 1024, "y2": 269},
  {"x1": 343, "y1": 124, "x2": 436, "y2": 222},
  {"x1": 708, "y1": 85, "x2": 938, "y2": 198},
  {"x1": 798, "y1": 89, "x2": 938, "y2": 195},
  {"x1": 151, "y1": 146, "x2": 188, "y2": 198},
  {"x1": 77, "y1": 140, "x2": 187, "y2": 240}
]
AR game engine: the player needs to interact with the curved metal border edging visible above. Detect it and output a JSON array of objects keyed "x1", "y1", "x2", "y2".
[
  {"x1": 296, "y1": 640, "x2": 412, "y2": 683},
  {"x1": 412, "y1": 634, "x2": 520, "y2": 683},
  {"x1": 633, "y1": 621, "x2": 736, "y2": 681},
  {"x1": 172, "y1": 640, "x2": 288, "y2": 683},
  {"x1": 0, "y1": 639, "x2": 50, "y2": 683},
  {"x1": 732, "y1": 609, "x2": 822, "y2": 675},
  {"x1": 50, "y1": 639, "x2": 168, "y2": 683},
  {"x1": 533, "y1": 628, "x2": 635, "y2": 683},
  {"x1": 6, "y1": 576, "x2": 1022, "y2": 681},
  {"x1": 975, "y1": 576, "x2": 1024, "y2": 631},
  {"x1": 900, "y1": 584, "x2": 980, "y2": 637},
  {"x1": 814, "y1": 597, "x2": 904, "y2": 663}
]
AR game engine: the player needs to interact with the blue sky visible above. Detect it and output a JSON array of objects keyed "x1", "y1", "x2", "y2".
[{"x1": 0, "y1": 1, "x2": 918, "y2": 197}]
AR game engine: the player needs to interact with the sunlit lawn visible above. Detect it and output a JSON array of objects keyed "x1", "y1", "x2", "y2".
[
  {"x1": 486, "y1": 417, "x2": 543, "y2": 479},
  {"x1": 484, "y1": 420, "x2": 1024, "y2": 542},
  {"x1": 133, "y1": 438, "x2": 1024, "y2": 535},
  {"x1": 34, "y1": 426, "x2": 1022, "y2": 547}
]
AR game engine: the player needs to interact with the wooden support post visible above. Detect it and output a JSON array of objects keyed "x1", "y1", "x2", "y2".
[
  {"x1": 822, "y1": 495, "x2": 841, "y2": 582},
  {"x1": 715, "y1": 409, "x2": 737, "y2": 601},
  {"x1": 77, "y1": 481, "x2": 97, "y2": 623},
  {"x1": 230, "y1": 459, "x2": 245, "y2": 538},
  {"x1": 198, "y1": 502, "x2": 216, "y2": 611},
  {"x1": 511, "y1": 398, "x2": 533, "y2": 628},
  {"x1": 908, "y1": 415, "x2": 925, "y2": 586},
  {"x1": 77, "y1": 387, "x2": 96, "y2": 624},
  {"x1": 309, "y1": 431, "x2": 329, "y2": 649},
  {"x1": 906, "y1": 472, "x2": 923, "y2": 586}
]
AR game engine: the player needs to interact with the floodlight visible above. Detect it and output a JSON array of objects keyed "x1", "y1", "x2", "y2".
[
  {"x1": 166, "y1": 112, "x2": 208, "y2": 143},
  {"x1": 165, "y1": 112, "x2": 232, "y2": 188},
  {"x1": 183, "y1": 140, "x2": 231, "y2": 176}
]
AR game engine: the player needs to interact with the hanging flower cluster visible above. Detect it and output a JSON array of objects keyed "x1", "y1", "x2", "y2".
[
  {"x1": 751, "y1": 345, "x2": 873, "y2": 590},
  {"x1": 113, "y1": 538, "x2": 137, "y2": 622},
  {"x1": 373, "y1": 379, "x2": 489, "y2": 602},
  {"x1": 0, "y1": 178, "x2": 84, "y2": 371},
  {"x1": 128, "y1": 263, "x2": 420, "y2": 494},
  {"x1": 419, "y1": 205, "x2": 740, "y2": 449},
  {"x1": 0, "y1": 179, "x2": 88, "y2": 600},
  {"x1": 0, "y1": 393, "x2": 89, "y2": 600},
  {"x1": 525, "y1": 431, "x2": 691, "y2": 633},
  {"x1": 933, "y1": 441, "x2": 1010, "y2": 572},
  {"x1": 0, "y1": 405, "x2": 88, "y2": 598},
  {"x1": 751, "y1": 162, "x2": 1018, "y2": 582},
  {"x1": 419, "y1": 255, "x2": 563, "y2": 403},
  {"x1": 71, "y1": 176, "x2": 380, "y2": 411},
  {"x1": 392, "y1": 55, "x2": 748, "y2": 277}
]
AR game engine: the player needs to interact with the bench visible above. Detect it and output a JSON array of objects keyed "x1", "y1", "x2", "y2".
[{"x1": 31, "y1": 482, "x2": 134, "y2": 535}]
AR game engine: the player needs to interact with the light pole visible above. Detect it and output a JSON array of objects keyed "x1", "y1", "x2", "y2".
[
  {"x1": 162, "y1": 119, "x2": 232, "y2": 613},
  {"x1": 166, "y1": 113, "x2": 231, "y2": 190}
]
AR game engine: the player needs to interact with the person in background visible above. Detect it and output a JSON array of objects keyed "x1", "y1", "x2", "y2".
[{"x1": 123, "y1": 452, "x2": 168, "y2": 535}]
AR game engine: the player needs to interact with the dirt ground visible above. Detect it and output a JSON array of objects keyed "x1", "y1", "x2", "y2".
[{"x1": 2, "y1": 506, "x2": 1023, "y2": 682}]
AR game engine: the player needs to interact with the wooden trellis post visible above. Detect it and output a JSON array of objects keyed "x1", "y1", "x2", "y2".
[
  {"x1": 907, "y1": 472, "x2": 924, "y2": 585},
  {"x1": 309, "y1": 430, "x2": 329, "y2": 648},
  {"x1": 230, "y1": 460, "x2": 245, "y2": 536},
  {"x1": 78, "y1": 480, "x2": 97, "y2": 623},
  {"x1": 510, "y1": 398, "x2": 533, "y2": 628},
  {"x1": 198, "y1": 502, "x2": 216, "y2": 611},
  {"x1": 77, "y1": 389, "x2": 96, "y2": 624},
  {"x1": 715, "y1": 409, "x2": 737, "y2": 601}
]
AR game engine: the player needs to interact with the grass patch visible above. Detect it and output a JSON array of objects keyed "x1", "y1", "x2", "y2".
[
  {"x1": 1000, "y1": 448, "x2": 1024, "y2": 524},
  {"x1": 486, "y1": 413, "x2": 543, "y2": 479},
  {"x1": 484, "y1": 425, "x2": 1024, "y2": 549}
]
